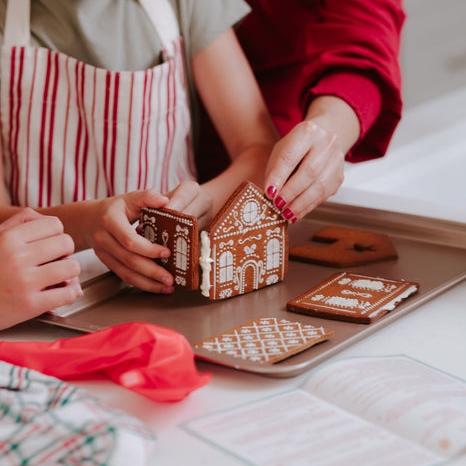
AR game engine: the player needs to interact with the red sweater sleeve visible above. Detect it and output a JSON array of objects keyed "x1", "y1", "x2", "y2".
[
  {"x1": 236, "y1": 0, "x2": 406, "y2": 162},
  {"x1": 309, "y1": 71, "x2": 382, "y2": 149}
]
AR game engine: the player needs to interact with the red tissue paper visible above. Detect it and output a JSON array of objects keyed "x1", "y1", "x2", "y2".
[{"x1": 0, "y1": 322, "x2": 210, "y2": 402}]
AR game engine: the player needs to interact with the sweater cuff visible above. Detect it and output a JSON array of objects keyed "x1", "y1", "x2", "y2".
[{"x1": 307, "y1": 71, "x2": 383, "y2": 141}]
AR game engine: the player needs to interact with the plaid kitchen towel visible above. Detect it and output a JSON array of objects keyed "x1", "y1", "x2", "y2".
[{"x1": 0, "y1": 361, "x2": 156, "y2": 465}]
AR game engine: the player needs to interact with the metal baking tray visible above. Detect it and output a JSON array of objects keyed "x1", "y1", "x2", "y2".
[{"x1": 40, "y1": 203, "x2": 466, "y2": 378}]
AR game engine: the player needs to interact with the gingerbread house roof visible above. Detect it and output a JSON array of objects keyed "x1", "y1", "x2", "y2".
[{"x1": 207, "y1": 181, "x2": 286, "y2": 240}]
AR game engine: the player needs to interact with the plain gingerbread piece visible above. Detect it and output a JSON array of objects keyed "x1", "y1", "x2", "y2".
[
  {"x1": 290, "y1": 226, "x2": 398, "y2": 268},
  {"x1": 287, "y1": 272, "x2": 419, "y2": 324},
  {"x1": 139, "y1": 181, "x2": 288, "y2": 300}
]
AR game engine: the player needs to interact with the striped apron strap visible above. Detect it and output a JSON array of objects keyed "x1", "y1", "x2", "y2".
[{"x1": 4, "y1": 0, "x2": 30, "y2": 47}]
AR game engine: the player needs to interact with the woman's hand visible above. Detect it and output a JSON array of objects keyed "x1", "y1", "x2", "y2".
[
  {"x1": 165, "y1": 181, "x2": 213, "y2": 229},
  {"x1": 86, "y1": 190, "x2": 175, "y2": 294},
  {"x1": 0, "y1": 209, "x2": 82, "y2": 330},
  {"x1": 264, "y1": 96, "x2": 360, "y2": 222}
]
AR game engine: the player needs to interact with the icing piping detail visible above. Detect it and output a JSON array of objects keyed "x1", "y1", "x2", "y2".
[
  {"x1": 368, "y1": 285, "x2": 418, "y2": 318},
  {"x1": 200, "y1": 231, "x2": 214, "y2": 297}
]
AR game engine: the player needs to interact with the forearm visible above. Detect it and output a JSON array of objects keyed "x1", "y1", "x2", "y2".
[
  {"x1": 0, "y1": 201, "x2": 97, "y2": 251},
  {"x1": 305, "y1": 95, "x2": 361, "y2": 155},
  {"x1": 202, "y1": 142, "x2": 273, "y2": 214},
  {"x1": 37, "y1": 201, "x2": 98, "y2": 251},
  {"x1": 0, "y1": 205, "x2": 23, "y2": 223}
]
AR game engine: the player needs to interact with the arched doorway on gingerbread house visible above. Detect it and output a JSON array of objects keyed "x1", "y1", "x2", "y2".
[{"x1": 238, "y1": 260, "x2": 261, "y2": 294}]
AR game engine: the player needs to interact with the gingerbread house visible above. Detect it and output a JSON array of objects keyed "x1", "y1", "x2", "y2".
[{"x1": 139, "y1": 181, "x2": 288, "y2": 300}]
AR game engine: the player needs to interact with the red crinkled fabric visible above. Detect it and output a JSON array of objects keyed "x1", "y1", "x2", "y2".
[{"x1": 0, "y1": 322, "x2": 210, "y2": 402}]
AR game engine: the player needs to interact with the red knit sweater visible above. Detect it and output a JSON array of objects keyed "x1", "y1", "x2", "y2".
[{"x1": 197, "y1": 0, "x2": 405, "y2": 180}]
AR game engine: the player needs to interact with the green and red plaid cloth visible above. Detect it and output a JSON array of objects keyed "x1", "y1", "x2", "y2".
[{"x1": 0, "y1": 361, "x2": 156, "y2": 465}]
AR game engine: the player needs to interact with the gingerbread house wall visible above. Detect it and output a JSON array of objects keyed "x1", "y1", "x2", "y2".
[
  {"x1": 140, "y1": 208, "x2": 199, "y2": 290},
  {"x1": 206, "y1": 184, "x2": 288, "y2": 300}
]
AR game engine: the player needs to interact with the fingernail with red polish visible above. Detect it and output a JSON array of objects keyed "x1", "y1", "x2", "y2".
[
  {"x1": 274, "y1": 196, "x2": 286, "y2": 210},
  {"x1": 282, "y1": 208, "x2": 294, "y2": 220},
  {"x1": 266, "y1": 185, "x2": 277, "y2": 199},
  {"x1": 290, "y1": 216, "x2": 298, "y2": 224}
]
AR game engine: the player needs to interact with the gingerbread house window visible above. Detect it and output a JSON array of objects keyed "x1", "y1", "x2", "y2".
[
  {"x1": 266, "y1": 238, "x2": 280, "y2": 270},
  {"x1": 219, "y1": 251, "x2": 234, "y2": 283},
  {"x1": 144, "y1": 224, "x2": 156, "y2": 243},
  {"x1": 242, "y1": 200, "x2": 259, "y2": 225},
  {"x1": 175, "y1": 237, "x2": 188, "y2": 271}
]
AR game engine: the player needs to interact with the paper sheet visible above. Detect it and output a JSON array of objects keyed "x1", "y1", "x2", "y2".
[
  {"x1": 186, "y1": 390, "x2": 439, "y2": 466},
  {"x1": 305, "y1": 356, "x2": 466, "y2": 457},
  {"x1": 185, "y1": 356, "x2": 466, "y2": 466}
]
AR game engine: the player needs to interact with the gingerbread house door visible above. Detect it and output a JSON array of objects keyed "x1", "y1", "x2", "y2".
[{"x1": 238, "y1": 260, "x2": 261, "y2": 294}]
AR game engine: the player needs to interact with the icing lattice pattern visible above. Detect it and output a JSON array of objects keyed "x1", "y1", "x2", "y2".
[{"x1": 196, "y1": 317, "x2": 330, "y2": 364}]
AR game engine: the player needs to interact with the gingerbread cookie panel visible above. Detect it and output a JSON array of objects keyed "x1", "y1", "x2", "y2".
[
  {"x1": 139, "y1": 207, "x2": 199, "y2": 290},
  {"x1": 204, "y1": 182, "x2": 288, "y2": 300},
  {"x1": 287, "y1": 272, "x2": 419, "y2": 324},
  {"x1": 195, "y1": 317, "x2": 331, "y2": 364},
  {"x1": 290, "y1": 226, "x2": 398, "y2": 268}
]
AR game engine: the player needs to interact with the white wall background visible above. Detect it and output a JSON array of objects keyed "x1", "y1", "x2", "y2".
[
  {"x1": 334, "y1": 0, "x2": 466, "y2": 222},
  {"x1": 402, "y1": 0, "x2": 466, "y2": 107}
]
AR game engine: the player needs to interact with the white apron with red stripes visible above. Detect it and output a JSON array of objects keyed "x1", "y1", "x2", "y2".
[{"x1": 0, "y1": 0, "x2": 196, "y2": 208}]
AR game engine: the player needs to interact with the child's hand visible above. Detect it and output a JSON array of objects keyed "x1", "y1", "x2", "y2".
[
  {"x1": 87, "y1": 190, "x2": 175, "y2": 294},
  {"x1": 166, "y1": 181, "x2": 213, "y2": 229},
  {"x1": 0, "y1": 209, "x2": 82, "y2": 330}
]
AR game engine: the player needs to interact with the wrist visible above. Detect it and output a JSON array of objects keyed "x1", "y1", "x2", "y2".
[
  {"x1": 305, "y1": 96, "x2": 360, "y2": 154},
  {"x1": 203, "y1": 142, "x2": 273, "y2": 213}
]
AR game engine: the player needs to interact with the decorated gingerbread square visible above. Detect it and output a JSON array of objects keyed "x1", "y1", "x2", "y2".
[
  {"x1": 287, "y1": 272, "x2": 419, "y2": 324},
  {"x1": 195, "y1": 317, "x2": 331, "y2": 364},
  {"x1": 139, "y1": 182, "x2": 289, "y2": 300}
]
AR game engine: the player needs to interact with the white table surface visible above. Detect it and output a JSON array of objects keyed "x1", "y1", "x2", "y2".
[{"x1": 1, "y1": 88, "x2": 466, "y2": 465}]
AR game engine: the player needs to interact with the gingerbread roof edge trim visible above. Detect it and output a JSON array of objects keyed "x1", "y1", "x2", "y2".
[
  {"x1": 140, "y1": 206, "x2": 198, "y2": 227},
  {"x1": 206, "y1": 181, "x2": 286, "y2": 240}
]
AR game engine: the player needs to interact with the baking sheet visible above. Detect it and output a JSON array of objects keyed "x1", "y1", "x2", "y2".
[{"x1": 40, "y1": 204, "x2": 466, "y2": 378}]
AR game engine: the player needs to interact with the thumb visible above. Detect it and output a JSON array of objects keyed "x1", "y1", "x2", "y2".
[{"x1": 124, "y1": 189, "x2": 169, "y2": 221}]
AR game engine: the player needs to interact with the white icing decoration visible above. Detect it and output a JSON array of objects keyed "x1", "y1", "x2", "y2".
[
  {"x1": 161, "y1": 230, "x2": 169, "y2": 264},
  {"x1": 219, "y1": 289, "x2": 233, "y2": 299},
  {"x1": 338, "y1": 278, "x2": 352, "y2": 285},
  {"x1": 175, "y1": 276, "x2": 186, "y2": 286},
  {"x1": 175, "y1": 224, "x2": 189, "y2": 235},
  {"x1": 243, "y1": 244, "x2": 257, "y2": 255},
  {"x1": 239, "y1": 234, "x2": 262, "y2": 244},
  {"x1": 325, "y1": 296, "x2": 359, "y2": 309},
  {"x1": 142, "y1": 208, "x2": 193, "y2": 226},
  {"x1": 341, "y1": 289, "x2": 373, "y2": 298},
  {"x1": 368, "y1": 285, "x2": 418, "y2": 318},
  {"x1": 143, "y1": 224, "x2": 157, "y2": 243},
  {"x1": 212, "y1": 184, "x2": 286, "y2": 240},
  {"x1": 265, "y1": 274, "x2": 279, "y2": 285},
  {"x1": 199, "y1": 231, "x2": 214, "y2": 297},
  {"x1": 196, "y1": 317, "x2": 329, "y2": 364},
  {"x1": 266, "y1": 227, "x2": 281, "y2": 237},
  {"x1": 310, "y1": 294, "x2": 325, "y2": 302},
  {"x1": 351, "y1": 279, "x2": 385, "y2": 291}
]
